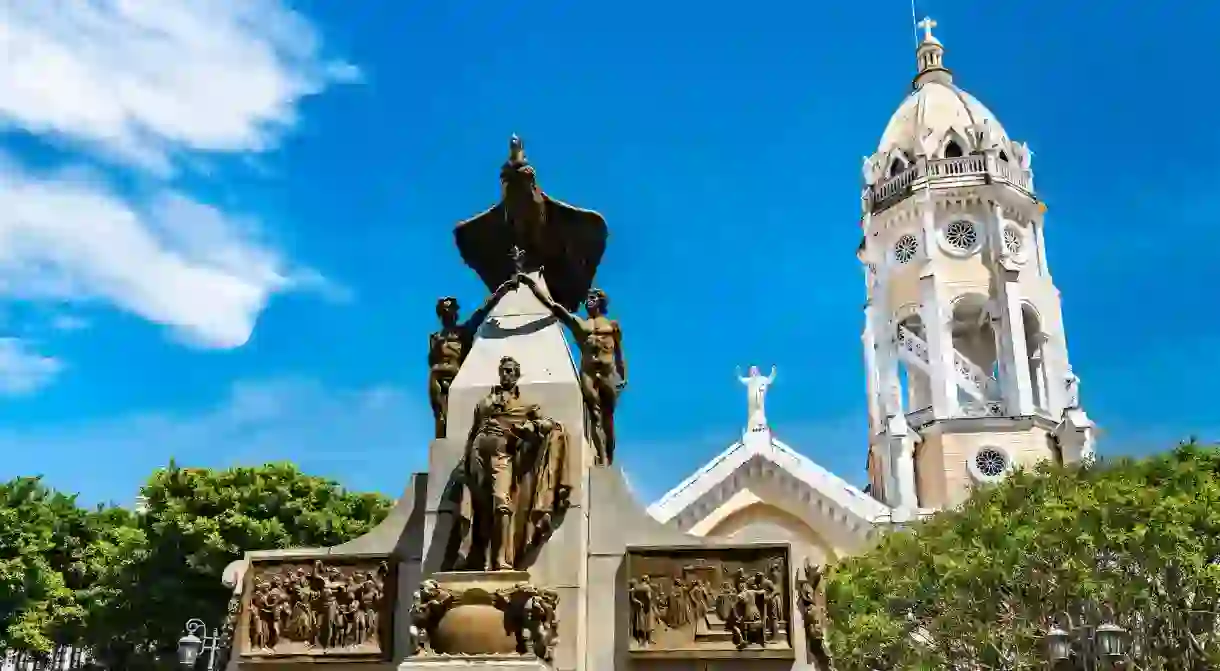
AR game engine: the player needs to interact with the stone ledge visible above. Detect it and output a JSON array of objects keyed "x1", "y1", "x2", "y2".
[{"x1": 398, "y1": 655, "x2": 549, "y2": 669}]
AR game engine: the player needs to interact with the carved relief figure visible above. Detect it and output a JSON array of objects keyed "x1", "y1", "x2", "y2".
[
  {"x1": 407, "y1": 579, "x2": 454, "y2": 655},
  {"x1": 666, "y1": 578, "x2": 692, "y2": 629},
  {"x1": 728, "y1": 573, "x2": 769, "y2": 649},
  {"x1": 737, "y1": 365, "x2": 776, "y2": 433},
  {"x1": 492, "y1": 583, "x2": 561, "y2": 661},
  {"x1": 520, "y1": 275, "x2": 627, "y2": 465},
  {"x1": 629, "y1": 576, "x2": 658, "y2": 645},
  {"x1": 797, "y1": 560, "x2": 833, "y2": 669},
  {"x1": 428, "y1": 286, "x2": 514, "y2": 439},
  {"x1": 454, "y1": 135, "x2": 608, "y2": 312},
  {"x1": 450, "y1": 356, "x2": 573, "y2": 571},
  {"x1": 243, "y1": 560, "x2": 389, "y2": 656},
  {"x1": 689, "y1": 579, "x2": 711, "y2": 634}
]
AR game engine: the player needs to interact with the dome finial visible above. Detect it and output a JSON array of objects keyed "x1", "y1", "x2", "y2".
[
  {"x1": 912, "y1": 15, "x2": 952, "y2": 88},
  {"x1": 917, "y1": 16, "x2": 938, "y2": 43}
]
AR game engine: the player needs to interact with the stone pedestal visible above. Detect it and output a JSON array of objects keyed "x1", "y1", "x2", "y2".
[{"x1": 399, "y1": 657, "x2": 550, "y2": 670}]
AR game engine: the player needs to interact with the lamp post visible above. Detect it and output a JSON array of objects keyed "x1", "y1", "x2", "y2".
[
  {"x1": 1042, "y1": 605, "x2": 1130, "y2": 670},
  {"x1": 177, "y1": 618, "x2": 221, "y2": 671}
]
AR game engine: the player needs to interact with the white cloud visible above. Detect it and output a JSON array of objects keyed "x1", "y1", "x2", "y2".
[
  {"x1": 0, "y1": 161, "x2": 310, "y2": 348},
  {"x1": 0, "y1": 0, "x2": 358, "y2": 173},
  {"x1": 0, "y1": 337, "x2": 64, "y2": 395},
  {"x1": 0, "y1": 0, "x2": 356, "y2": 369},
  {"x1": 0, "y1": 378, "x2": 431, "y2": 505}
]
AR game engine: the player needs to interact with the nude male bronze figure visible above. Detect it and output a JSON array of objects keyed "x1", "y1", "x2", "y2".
[
  {"x1": 428, "y1": 282, "x2": 515, "y2": 438},
  {"x1": 518, "y1": 274, "x2": 627, "y2": 465}
]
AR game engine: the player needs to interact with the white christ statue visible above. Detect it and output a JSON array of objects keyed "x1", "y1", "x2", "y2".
[{"x1": 737, "y1": 365, "x2": 777, "y2": 433}]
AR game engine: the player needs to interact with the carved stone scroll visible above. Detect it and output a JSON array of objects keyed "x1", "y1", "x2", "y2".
[
  {"x1": 237, "y1": 556, "x2": 395, "y2": 662},
  {"x1": 626, "y1": 544, "x2": 794, "y2": 660}
]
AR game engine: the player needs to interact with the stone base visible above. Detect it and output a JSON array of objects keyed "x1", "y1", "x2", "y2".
[
  {"x1": 431, "y1": 570, "x2": 531, "y2": 594},
  {"x1": 399, "y1": 656, "x2": 549, "y2": 669}
]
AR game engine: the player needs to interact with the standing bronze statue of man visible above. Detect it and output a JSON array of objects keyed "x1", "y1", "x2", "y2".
[
  {"x1": 517, "y1": 274, "x2": 627, "y2": 465},
  {"x1": 428, "y1": 282, "x2": 516, "y2": 439},
  {"x1": 451, "y1": 356, "x2": 572, "y2": 571}
]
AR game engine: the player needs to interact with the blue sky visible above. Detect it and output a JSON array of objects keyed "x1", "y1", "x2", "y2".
[{"x1": 0, "y1": 1, "x2": 1216, "y2": 507}]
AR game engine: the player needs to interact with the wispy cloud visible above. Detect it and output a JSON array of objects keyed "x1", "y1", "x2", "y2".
[
  {"x1": 0, "y1": 378, "x2": 430, "y2": 505},
  {"x1": 0, "y1": 0, "x2": 358, "y2": 174},
  {"x1": 0, "y1": 164, "x2": 311, "y2": 348},
  {"x1": 0, "y1": 337, "x2": 63, "y2": 395},
  {"x1": 0, "y1": 0, "x2": 357, "y2": 389}
]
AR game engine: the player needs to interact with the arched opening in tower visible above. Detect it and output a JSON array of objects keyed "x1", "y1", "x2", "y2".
[
  {"x1": 896, "y1": 315, "x2": 932, "y2": 415},
  {"x1": 1022, "y1": 303, "x2": 1049, "y2": 412},
  {"x1": 943, "y1": 140, "x2": 964, "y2": 158},
  {"x1": 950, "y1": 294, "x2": 1000, "y2": 410},
  {"x1": 888, "y1": 156, "x2": 907, "y2": 178}
]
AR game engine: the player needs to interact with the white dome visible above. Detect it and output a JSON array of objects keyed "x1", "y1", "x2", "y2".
[
  {"x1": 877, "y1": 81, "x2": 1010, "y2": 159},
  {"x1": 861, "y1": 20, "x2": 1031, "y2": 187}
]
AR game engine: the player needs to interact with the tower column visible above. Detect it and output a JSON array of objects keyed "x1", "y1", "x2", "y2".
[
  {"x1": 863, "y1": 301, "x2": 883, "y2": 432},
  {"x1": 919, "y1": 271, "x2": 959, "y2": 418},
  {"x1": 988, "y1": 201, "x2": 1036, "y2": 415}
]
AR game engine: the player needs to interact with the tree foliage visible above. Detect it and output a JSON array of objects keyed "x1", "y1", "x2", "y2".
[
  {"x1": 827, "y1": 441, "x2": 1220, "y2": 671},
  {"x1": 1, "y1": 462, "x2": 392, "y2": 668}
]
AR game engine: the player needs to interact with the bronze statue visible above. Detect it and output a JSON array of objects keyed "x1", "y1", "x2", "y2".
[
  {"x1": 519, "y1": 274, "x2": 627, "y2": 465},
  {"x1": 450, "y1": 356, "x2": 573, "y2": 571},
  {"x1": 455, "y1": 135, "x2": 608, "y2": 312},
  {"x1": 428, "y1": 283, "x2": 516, "y2": 439},
  {"x1": 796, "y1": 560, "x2": 832, "y2": 669}
]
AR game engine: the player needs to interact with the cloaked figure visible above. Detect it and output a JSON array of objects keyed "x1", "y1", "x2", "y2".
[{"x1": 455, "y1": 135, "x2": 608, "y2": 312}]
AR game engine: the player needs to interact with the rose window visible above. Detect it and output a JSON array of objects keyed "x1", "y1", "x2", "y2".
[
  {"x1": 1003, "y1": 227, "x2": 1024, "y2": 256},
  {"x1": 974, "y1": 448, "x2": 1008, "y2": 478},
  {"x1": 894, "y1": 234, "x2": 918, "y2": 264},
  {"x1": 944, "y1": 220, "x2": 978, "y2": 251}
]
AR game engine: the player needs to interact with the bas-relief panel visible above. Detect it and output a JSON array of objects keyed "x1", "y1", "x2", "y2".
[
  {"x1": 236, "y1": 556, "x2": 395, "y2": 664},
  {"x1": 625, "y1": 544, "x2": 794, "y2": 661}
]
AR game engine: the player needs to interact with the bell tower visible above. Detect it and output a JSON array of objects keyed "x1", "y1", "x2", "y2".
[{"x1": 858, "y1": 18, "x2": 1095, "y2": 516}]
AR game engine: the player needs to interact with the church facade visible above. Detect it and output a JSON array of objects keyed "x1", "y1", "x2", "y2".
[{"x1": 648, "y1": 18, "x2": 1096, "y2": 556}]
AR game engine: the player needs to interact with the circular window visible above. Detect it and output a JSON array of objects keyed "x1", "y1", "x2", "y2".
[
  {"x1": 893, "y1": 234, "x2": 918, "y2": 264},
  {"x1": 974, "y1": 447, "x2": 1008, "y2": 479},
  {"x1": 944, "y1": 220, "x2": 979, "y2": 251},
  {"x1": 1002, "y1": 225, "x2": 1026, "y2": 260}
]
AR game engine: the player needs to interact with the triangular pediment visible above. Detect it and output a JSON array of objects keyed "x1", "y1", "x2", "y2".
[{"x1": 647, "y1": 430, "x2": 892, "y2": 552}]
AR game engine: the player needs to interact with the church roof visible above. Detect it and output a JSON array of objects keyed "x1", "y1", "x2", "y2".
[{"x1": 646, "y1": 429, "x2": 890, "y2": 530}]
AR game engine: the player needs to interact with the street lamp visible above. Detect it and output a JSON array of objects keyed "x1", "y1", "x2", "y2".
[
  {"x1": 1042, "y1": 606, "x2": 1129, "y2": 670},
  {"x1": 177, "y1": 618, "x2": 221, "y2": 671}
]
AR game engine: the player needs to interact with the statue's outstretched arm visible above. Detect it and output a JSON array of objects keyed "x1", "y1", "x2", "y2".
[
  {"x1": 767, "y1": 366, "x2": 777, "y2": 384},
  {"x1": 462, "y1": 279, "x2": 517, "y2": 333},
  {"x1": 518, "y1": 273, "x2": 584, "y2": 335},
  {"x1": 735, "y1": 366, "x2": 748, "y2": 384}
]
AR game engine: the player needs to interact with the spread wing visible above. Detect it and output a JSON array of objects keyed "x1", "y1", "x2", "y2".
[
  {"x1": 542, "y1": 196, "x2": 608, "y2": 312},
  {"x1": 454, "y1": 203, "x2": 515, "y2": 294}
]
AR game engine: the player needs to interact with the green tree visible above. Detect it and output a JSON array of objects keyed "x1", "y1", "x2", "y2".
[
  {"x1": 827, "y1": 441, "x2": 1220, "y2": 671},
  {"x1": 0, "y1": 477, "x2": 87, "y2": 656},
  {"x1": 91, "y1": 461, "x2": 392, "y2": 669}
]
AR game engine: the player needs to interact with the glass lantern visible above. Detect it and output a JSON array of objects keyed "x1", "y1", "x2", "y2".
[
  {"x1": 1044, "y1": 624, "x2": 1073, "y2": 664},
  {"x1": 1095, "y1": 622, "x2": 1128, "y2": 661},
  {"x1": 177, "y1": 632, "x2": 203, "y2": 668}
]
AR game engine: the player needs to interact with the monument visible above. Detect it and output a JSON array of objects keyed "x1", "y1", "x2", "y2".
[{"x1": 219, "y1": 137, "x2": 817, "y2": 670}]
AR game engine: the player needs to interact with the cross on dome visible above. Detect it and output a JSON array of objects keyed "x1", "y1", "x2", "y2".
[{"x1": 917, "y1": 17, "x2": 938, "y2": 43}]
